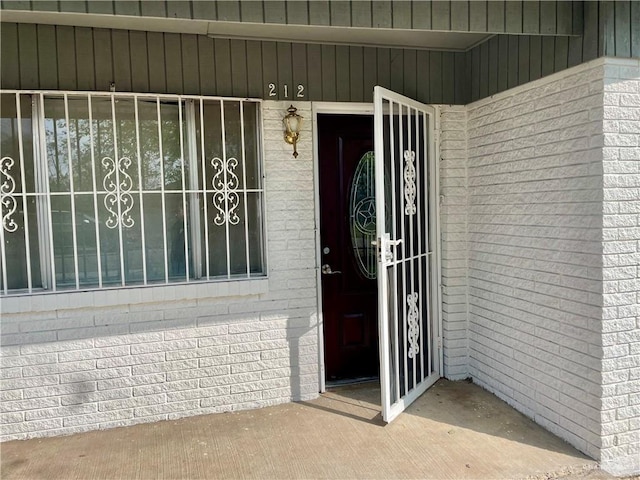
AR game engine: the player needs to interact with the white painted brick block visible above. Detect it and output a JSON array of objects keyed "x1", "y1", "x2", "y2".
[
  {"x1": 0, "y1": 105, "x2": 320, "y2": 436},
  {"x1": 462, "y1": 58, "x2": 640, "y2": 476}
]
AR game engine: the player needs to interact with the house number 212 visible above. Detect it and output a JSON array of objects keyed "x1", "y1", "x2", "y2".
[{"x1": 268, "y1": 83, "x2": 305, "y2": 98}]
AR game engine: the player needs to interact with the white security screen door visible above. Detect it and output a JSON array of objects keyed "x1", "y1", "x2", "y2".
[{"x1": 373, "y1": 86, "x2": 441, "y2": 423}]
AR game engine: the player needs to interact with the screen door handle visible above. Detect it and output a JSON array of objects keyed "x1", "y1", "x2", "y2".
[
  {"x1": 372, "y1": 238, "x2": 402, "y2": 246},
  {"x1": 374, "y1": 235, "x2": 402, "y2": 263},
  {"x1": 321, "y1": 264, "x2": 342, "y2": 275}
]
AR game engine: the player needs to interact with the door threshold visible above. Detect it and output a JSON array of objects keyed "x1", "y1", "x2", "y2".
[{"x1": 326, "y1": 376, "x2": 379, "y2": 388}]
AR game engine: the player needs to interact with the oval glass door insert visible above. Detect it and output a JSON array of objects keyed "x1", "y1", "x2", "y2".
[{"x1": 349, "y1": 151, "x2": 376, "y2": 279}]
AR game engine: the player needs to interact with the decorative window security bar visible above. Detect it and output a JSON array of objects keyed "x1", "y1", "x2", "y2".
[{"x1": 0, "y1": 91, "x2": 266, "y2": 295}]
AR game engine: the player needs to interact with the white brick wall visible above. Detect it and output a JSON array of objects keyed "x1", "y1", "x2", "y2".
[
  {"x1": 439, "y1": 106, "x2": 469, "y2": 380},
  {"x1": 0, "y1": 101, "x2": 320, "y2": 440},
  {"x1": 2, "y1": 68, "x2": 639, "y2": 477},
  {"x1": 600, "y1": 58, "x2": 640, "y2": 477},
  {"x1": 465, "y1": 62, "x2": 607, "y2": 460}
]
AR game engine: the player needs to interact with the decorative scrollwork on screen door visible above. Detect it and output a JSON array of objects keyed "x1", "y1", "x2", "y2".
[{"x1": 403, "y1": 150, "x2": 416, "y2": 216}]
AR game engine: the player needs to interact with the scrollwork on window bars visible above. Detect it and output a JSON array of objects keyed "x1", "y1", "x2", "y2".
[
  {"x1": 0, "y1": 156, "x2": 18, "y2": 233},
  {"x1": 102, "y1": 156, "x2": 135, "y2": 229},
  {"x1": 211, "y1": 156, "x2": 240, "y2": 226},
  {"x1": 403, "y1": 150, "x2": 416, "y2": 216},
  {"x1": 407, "y1": 291, "x2": 420, "y2": 359}
]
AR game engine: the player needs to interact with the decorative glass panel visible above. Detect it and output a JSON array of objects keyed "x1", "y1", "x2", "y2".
[{"x1": 349, "y1": 151, "x2": 376, "y2": 279}]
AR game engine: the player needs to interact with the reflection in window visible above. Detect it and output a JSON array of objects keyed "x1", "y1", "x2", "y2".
[{"x1": 0, "y1": 92, "x2": 266, "y2": 294}]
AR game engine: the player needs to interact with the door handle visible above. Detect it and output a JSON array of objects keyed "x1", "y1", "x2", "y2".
[
  {"x1": 371, "y1": 239, "x2": 402, "y2": 246},
  {"x1": 374, "y1": 234, "x2": 402, "y2": 263},
  {"x1": 321, "y1": 264, "x2": 342, "y2": 275}
]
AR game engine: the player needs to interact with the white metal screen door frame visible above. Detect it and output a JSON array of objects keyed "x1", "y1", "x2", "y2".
[{"x1": 374, "y1": 86, "x2": 441, "y2": 423}]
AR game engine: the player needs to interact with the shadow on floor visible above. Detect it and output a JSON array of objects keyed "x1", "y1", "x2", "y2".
[
  {"x1": 1, "y1": 379, "x2": 608, "y2": 480},
  {"x1": 315, "y1": 379, "x2": 587, "y2": 458}
]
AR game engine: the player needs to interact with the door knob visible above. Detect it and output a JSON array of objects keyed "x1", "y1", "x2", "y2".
[{"x1": 321, "y1": 264, "x2": 342, "y2": 275}]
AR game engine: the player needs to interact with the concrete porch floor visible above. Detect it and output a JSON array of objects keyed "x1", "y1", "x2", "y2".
[{"x1": 1, "y1": 380, "x2": 618, "y2": 480}]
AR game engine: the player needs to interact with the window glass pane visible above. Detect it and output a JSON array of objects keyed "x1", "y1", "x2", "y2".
[
  {"x1": 114, "y1": 98, "x2": 140, "y2": 192},
  {"x1": 71, "y1": 101, "x2": 94, "y2": 193},
  {"x1": 2, "y1": 93, "x2": 265, "y2": 293},
  {"x1": 3, "y1": 197, "x2": 40, "y2": 290},
  {"x1": 1, "y1": 93, "x2": 35, "y2": 193},
  {"x1": 223, "y1": 101, "x2": 242, "y2": 187},
  {"x1": 74, "y1": 193, "x2": 100, "y2": 287},
  {"x1": 228, "y1": 194, "x2": 248, "y2": 276},
  {"x1": 43, "y1": 97, "x2": 70, "y2": 193},
  {"x1": 160, "y1": 102, "x2": 184, "y2": 191},
  {"x1": 51, "y1": 196, "x2": 75, "y2": 287},
  {"x1": 122, "y1": 198, "x2": 144, "y2": 285},
  {"x1": 91, "y1": 97, "x2": 115, "y2": 193},
  {"x1": 206, "y1": 190, "x2": 228, "y2": 278},
  {"x1": 246, "y1": 192, "x2": 265, "y2": 275},
  {"x1": 167, "y1": 192, "x2": 190, "y2": 280},
  {"x1": 197, "y1": 100, "x2": 223, "y2": 192},
  {"x1": 142, "y1": 192, "x2": 166, "y2": 282},
  {"x1": 97, "y1": 193, "x2": 122, "y2": 285},
  {"x1": 242, "y1": 102, "x2": 261, "y2": 190},
  {"x1": 137, "y1": 99, "x2": 162, "y2": 190},
  {"x1": 1, "y1": 93, "x2": 40, "y2": 290}
]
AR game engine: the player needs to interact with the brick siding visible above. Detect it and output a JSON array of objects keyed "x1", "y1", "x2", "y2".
[
  {"x1": 439, "y1": 106, "x2": 469, "y2": 380},
  {"x1": 465, "y1": 61, "x2": 607, "y2": 460},
  {"x1": 1, "y1": 62, "x2": 639, "y2": 476},
  {"x1": 600, "y1": 58, "x2": 640, "y2": 476},
  {"x1": 0, "y1": 101, "x2": 319, "y2": 440}
]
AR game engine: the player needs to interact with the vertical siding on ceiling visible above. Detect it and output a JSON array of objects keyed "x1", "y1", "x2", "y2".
[
  {"x1": 130, "y1": 30, "x2": 149, "y2": 92},
  {"x1": 164, "y1": 33, "x2": 183, "y2": 94},
  {"x1": 632, "y1": 1, "x2": 640, "y2": 58},
  {"x1": 182, "y1": 34, "x2": 200, "y2": 94},
  {"x1": 412, "y1": 1, "x2": 431, "y2": 30},
  {"x1": 1, "y1": 23, "x2": 18, "y2": 87},
  {"x1": 75, "y1": 27, "x2": 95, "y2": 91},
  {"x1": 217, "y1": 1, "x2": 240, "y2": 22},
  {"x1": 1, "y1": 1, "x2": 580, "y2": 35},
  {"x1": 3, "y1": 2, "x2": 638, "y2": 105},
  {"x1": 86, "y1": 1, "x2": 112, "y2": 15},
  {"x1": 37, "y1": 24, "x2": 57, "y2": 90},
  {"x1": 465, "y1": 34, "x2": 574, "y2": 103},
  {"x1": 465, "y1": 0, "x2": 640, "y2": 103},
  {"x1": 450, "y1": 1, "x2": 468, "y2": 31},
  {"x1": 286, "y1": 2, "x2": 308, "y2": 25},
  {"x1": 0, "y1": 22, "x2": 467, "y2": 104}
]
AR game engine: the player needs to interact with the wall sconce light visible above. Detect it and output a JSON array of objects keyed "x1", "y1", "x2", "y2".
[{"x1": 283, "y1": 105, "x2": 303, "y2": 158}]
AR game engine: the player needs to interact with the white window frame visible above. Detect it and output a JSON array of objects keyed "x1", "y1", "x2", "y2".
[{"x1": 0, "y1": 90, "x2": 268, "y2": 296}]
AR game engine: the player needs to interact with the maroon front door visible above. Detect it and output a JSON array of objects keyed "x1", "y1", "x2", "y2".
[{"x1": 318, "y1": 114, "x2": 379, "y2": 382}]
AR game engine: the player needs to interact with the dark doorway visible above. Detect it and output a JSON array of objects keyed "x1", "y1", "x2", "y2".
[{"x1": 318, "y1": 114, "x2": 379, "y2": 383}]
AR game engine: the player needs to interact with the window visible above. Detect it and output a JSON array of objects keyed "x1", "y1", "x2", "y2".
[{"x1": 0, "y1": 92, "x2": 266, "y2": 294}]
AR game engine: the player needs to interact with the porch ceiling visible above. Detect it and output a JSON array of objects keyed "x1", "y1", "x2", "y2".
[{"x1": 1, "y1": 9, "x2": 490, "y2": 51}]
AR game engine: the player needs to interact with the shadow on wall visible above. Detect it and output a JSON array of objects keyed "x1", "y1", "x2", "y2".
[{"x1": 0, "y1": 296, "x2": 320, "y2": 438}]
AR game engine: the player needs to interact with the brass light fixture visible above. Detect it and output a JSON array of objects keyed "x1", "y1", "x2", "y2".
[{"x1": 283, "y1": 105, "x2": 303, "y2": 158}]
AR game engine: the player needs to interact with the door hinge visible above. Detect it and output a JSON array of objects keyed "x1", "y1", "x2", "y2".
[{"x1": 437, "y1": 338, "x2": 442, "y2": 350}]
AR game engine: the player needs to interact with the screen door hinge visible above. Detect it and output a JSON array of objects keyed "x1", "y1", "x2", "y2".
[{"x1": 437, "y1": 338, "x2": 442, "y2": 350}]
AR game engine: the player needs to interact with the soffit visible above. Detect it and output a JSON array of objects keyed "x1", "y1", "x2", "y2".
[{"x1": 1, "y1": 10, "x2": 490, "y2": 51}]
